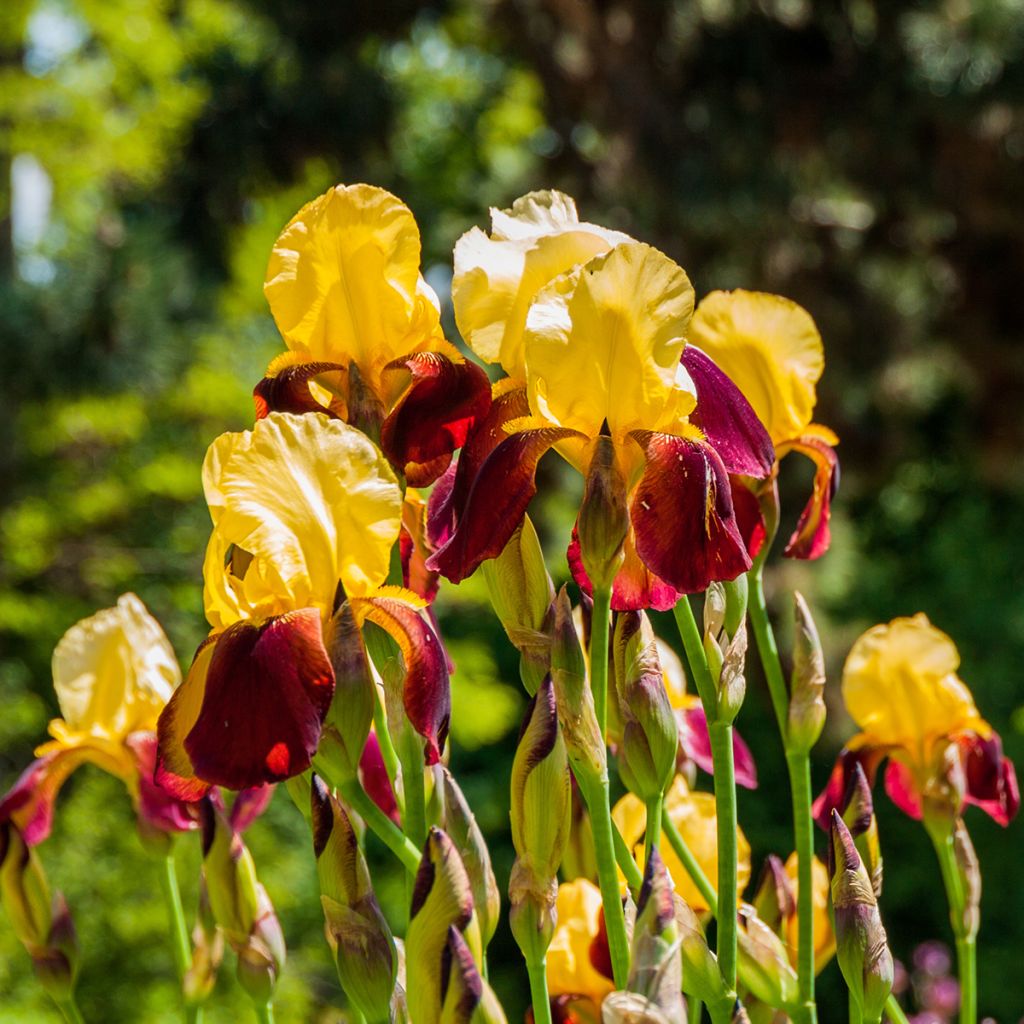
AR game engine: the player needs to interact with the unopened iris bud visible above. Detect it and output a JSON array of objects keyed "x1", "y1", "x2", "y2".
[
  {"x1": 0, "y1": 822, "x2": 52, "y2": 954},
  {"x1": 751, "y1": 854, "x2": 795, "y2": 932},
  {"x1": 509, "y1": 680, "x2": 570, "y2": 966},
  {"x1": 613, "y1": 612, "x2": 677, "y2": 803},
  {"x1": 561, "y1": 778, "x2": 598, "y2": 882},
  {"x1": 830, "y1": 811, "x2": 894, "y2": 1023},
  {"x1": 311, "y1": 775, "x2": 397, "y2": 1021},
  {"x1": 628, "y1": 849, "x2": 683, "y2": 1019},
  {"x1": 234, "y1": 884, "x2": 285, "y2": 1006},
  {"x1": 787, "y1": 592, "x2": 826, "y2": 753},
  {"x1": 437, "y1": 766, "x2": 500, "y2": 951},
  {"x1": 600, "y1": 991, "x2": 673, "y2": 1023},
  {"x1": 481, "y1": 516, "x2": 555, "y2": 695},
  {"x1": 184, "y1": 877, "x2": 223, "y2": 1007},
  {"x1": 550, "y1": 587, "x2": 606, "y2": 792},
  {"x1": 32, "y1": 891, "x2": 78, "y2": 1005},
  {"x1": 952, "y1": 818, "x2": 981, "y2": 942},
  {"x1": 737, "y1": 905, "x2": 799, "y2": 1012},
  {"x1": 722, "y1": 577, "x2": 748, "y2": 639},
  {"x1": 406, "y1": 828, "x2": 481, "y2": 1024},
  {"x1": 702, "y1": 587, "x2": 747, "y2": 724},
  {"x1": 841, "y1": 763, "x2": 883, "y2": 898},
  {"x1": 578, "y1": 435, "x2": 629, "y2": 592},
  {"x1": 440, "y1": 926, "x2": 509, "y2": 1024},
  {"x1": 674, "y1": 897, "x2": 734, "y2": 1015}
]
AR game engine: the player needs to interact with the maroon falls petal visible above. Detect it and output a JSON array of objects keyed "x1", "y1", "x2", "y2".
[
  {"x1": 628, "y1": 430, "x2": 751, "y2": 594},
  {"x1": 781, "y1": 434, "x2": 839, "y2": 560},
  {"x1": 253, "y1": 361, "x2": 347, "y2": 420}
]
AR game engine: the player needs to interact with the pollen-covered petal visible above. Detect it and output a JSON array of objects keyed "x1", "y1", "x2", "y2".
[
  {"x1": 681, "y1": 345, "x2": 775, "y2": 477},
  {"x1": 960, "y1": 732, "x2": 1020, "y2": 826},
  {"x1": 253, "y1": 359, "x2": 346, "y2": 420},
  {"x1": 524, "y1": 242, "x2": 695, "y2": 439},
  {"x1": 179, "y1": 610, "x2": 334, "y2": 791},
  {"x1": 349, "y1": 594, "x2": 450, "y2": 765},
  {"x1": 628, "y1": 430, "x2": 751, "y2": 594},
  {"x1": 380, "y1": 351, "x2": 492, "y2": 486},
  {"x1": 264, "y1": 184, "x2": 442, "y2": 381},
  {"x1": 688, "y1": 289, "x2": 824, "y2": 444},
  {"x1": 453, "y1": 190, "x2": 631, "y2": 379},
  {"x1": 428, "y1": 425, "x2": 583, "y2": 584},
  {"x1": 681, "y1": 706, "x2": 758, "y2": 790},
  {"x1": 779, "y1": 426, "x2": 840, "y2": 560}
]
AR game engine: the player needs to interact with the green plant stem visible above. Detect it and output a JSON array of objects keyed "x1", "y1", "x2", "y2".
[
  {"x1": 644, "y1": 793, "x2": 663, "y2": 866},
  {"x1": 688, "y1": 995, "x2": 703, "y2": 1024},
  {"x1": 611, "y1": 811, "x2": 644, "y2": 895},
  {"x1": 749, "y1": 567, "x2": 817, "y2": 1024},
  {"x1": 662, "y1": 811, "x2": 718, "y2": 915},
  {"x1": 159, "y1": 850, "x2": 203, "y2": 1024},
  {"x1": 708, "y1": 720, "x2": 738, "y2": 991},
  {"x1": 526, "y1": 958, "x2": 553, "y2": 1024},
  {"x1": 53, "y1": 998, "x2": 85, "y2": 1024},
  {"x1": 884, "y1": 995, "x2": 911, "y2": 1024},
  {"x1": 397, "y1": 727, "x2": 427, "y2": 854},
  {"x1": 371, "y1": 692, "x2": 403, "y2": 814},
  {"x1": 338, "y1": 778, "x2": 421, "y2": 874},
  {"x1": 590, "y1": 587, "x2": 612, "y2": 733},
  {"x1": 849, "y1": 990, "x2": 863, "y2": 1024},
  {"x1": 671, "y1": 598, "x2": 716, "y2": 710},
  {"x1": 253, "y1": 1002, "x2": 275, "y2": 1024}
]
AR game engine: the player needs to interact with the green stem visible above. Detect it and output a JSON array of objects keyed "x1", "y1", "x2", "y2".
[
  {"x1": 672, "y1": 597, "x2": 717, "y2": 711},
  {"x1": 662, "y1": 811, "x2": 718, "y2": 916},
  {"x1": 159, "y1": 850, "x2": 203, "y2": 1023},
  {"x1": 338, "y1": 778, "x2": 421, "y2": 874},
  {"x1": 590, "y1": 587, "x2": 612, "y2": 733},
  {"x1": 253, "y1": 1002, "x2": 275, "y2": 1024},
  {"x1": 53, "y1": 998, "x2": 85, "y2": 1024},
  {"x1": 849, "y1": 989, "x2": 863, "y2": 1024},
  {"x1": 884, "y1": 995, "x2": 911, "y2": 1024},
  {"x1": 956, "y1": 938, "x2": 976, "y2": 1024},
  {"x1": 398, "y1": 728, "x2": 427, "y2": 853},
  {"x1": 748, "y1": 569, "x2": 789, "y2": 739},
  {"x1": 688, "y1": 995, "x2": 703, "y2": 1024},
  {"x1": 708, "y1": 721, "x2": 738, "y2": 990},
  {"x1": 371, "y1": 692, "x2": 403, "y2": 814},
  {"x1": 644, "y1": 793, "x2": 663, "y2": 866},
  {"x1": 526, "y1": 958, "x2": 553, "y2": 1024},
  {"x1": 612, "y1": 814, "x2": 645, "y2": 895}
]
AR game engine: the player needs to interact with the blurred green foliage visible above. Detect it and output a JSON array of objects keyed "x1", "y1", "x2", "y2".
[{"x1": 1, "y1": 1, "x2": 1022, "y2": 1021}]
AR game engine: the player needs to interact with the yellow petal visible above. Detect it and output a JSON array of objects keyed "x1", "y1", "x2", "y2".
[
  {"x1": 524, "y1": 242, "x2": 696, "y2": 441},
  {"x1": 841, "y1": 613, "x2": 990, "y2": 751},
  {"x1": 453, "y1": 190, "x2": 631, "y2": 380},
  {"x1": 656, "y1": 637, "x2": 693, "y2": 710},
  {"x1": 49, "y1": 594, "x2": 179, "y2": 741},
  {"x1": 547, "y1": 878, "x2": 615, "y2": 1003},
  {"x1": 201, "y1": 412, "x2": 402, "y2": 628},
  {"x1": 783, "y1": 853, "x2": 835, "y2": 975},
  {"x1": 264, "y1": 184, "x2": 442, "y2": 388},
  {"x1": 688, "y1": 289, "x2": 824, "y2": 445}
]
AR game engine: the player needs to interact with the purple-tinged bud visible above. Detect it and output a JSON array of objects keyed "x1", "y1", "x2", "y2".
[
  {"x1": 830, "y1": 811, "x2": 894, "y2": 1023},
  {"x1": 952, "y1": 818, "x2": 980, "y2": 942},
  {"x1": 183, "y1": 877, "x2": 223, "y2": 1007},
  {"x1": 439, "y1": 926, "x2": 509, "y2": 1024},
  {"x1": 578, "y1": 436, "x2": 629, "y2": 592},
  {"x1": 31, "y1": 891, "x2": 78, "y2": 1005},
  {"x1": 481, "y1": 516, "x2": 555, "y2": 696},
  {"x1": 0, "y1": 822, "x2": 52, "y2": 954},
  {"x1": 751, "y1": 854, "x2": 796, "y2": 932},
  {"x1": 674, "y1": 896, "x2": 735, "y2": 1015},
  {"x1": 437, "y1": 766, "x2": 500, "y2": 951},
  {"x1": 600, "y1": 991, "x2": 674, "y2": 1023},
  {"x1": 235, "y1": 883, "x2": 285, "y2": 1005},
  {"x1": 550, "y1": 587, "x2": 606, "y2": 792},
  {"x1": 841, "y1": 762, "x2": 883, "y2": 898},
  {"x1": 613, "y1": 612, "x2": 677, "y2": 803},
  {"x1": 787, "y1": 592, "x2": 826, "y2": 754},
  {"x1": 701, "y1": 588, "x2": 748, "y2": 724},
  {"x1": 736, "y1": 904, "x2": 799, "y2": 1012},
  {"x1": 628, "y1": 849, "x2": 683, "y2": 1019},
  {"x1": 561, "y1": 778, "x2": 598, "y2": 883}
]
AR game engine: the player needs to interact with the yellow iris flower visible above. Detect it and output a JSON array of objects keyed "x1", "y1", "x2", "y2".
[{"x1": 547, "y1": 877, "x2": 615, "y2": 1007}]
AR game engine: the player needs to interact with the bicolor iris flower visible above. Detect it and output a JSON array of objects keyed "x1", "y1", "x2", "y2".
[
  {"x1": 0, "y1": 594, "x2": 201, "y2": 844},
  {"x1": 430, "y1": 234, "x2": 775, "y2": 609},
  {"x1": 813, "y1": 614, "x2": 1019, "y2": 828},
  {"x1": 546, "y1": 877, "x2": 614, "y2": 1017},
  {"x1": 688, "y1": 289, "x2": 839, "y2": 559},
  {"x1": 255, "y1": 183, "x2": 491, "y2": 488},
  {"x1": 156, "y1": 412, "x2": 450, "y2": 799}
]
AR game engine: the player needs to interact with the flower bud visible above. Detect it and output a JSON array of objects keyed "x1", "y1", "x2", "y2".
[
  {"x1": 234, "y1": 883, "x2": 285, "y2": 1006},
  {"x1": 440, "y1": 926, "x2": 509, "y2": 1024},
  {"x1": 481, "y1": 516, "x2": 555, "y2": 695},
  {"x1": 841, "y1": 762, "x2": 883, "y2": 898},
  {"x1": 550, "y1": 587, "x2": 606, "y2": 792},
  {"x1": 600, "y1": 991, "x2": 673, "y2": 1023},
  {"x1": 787, "y1": 592, "x2": 826, "y2": 753},
  {"x1": 750, "y1": 854, "x2": 795, "y2": 932},
  {"x1": 613, "y1": 612, "x2": 678, "y2": 802},
  {"x1": 437, "y1": 766, "x2": 500, "y2": 950},
  {"x1": 311, "y1": 775, "x2": 397, "y2": 1021},
  {"x1": 184, "y1": 877, "x2": 224, "y2": 1007},
  {"x1": 0, "y1": 822, "x2": 52, "y2": 954},
  {"x1": 406, "y1": 828, "x2": 481, "y2": 1024},
  {"x1": 578, "y1": 436, "x2": 629, "y2": 592},
  {"x1": 628, "y1": 849, "x2": 683, "y2": 1019},
  {"x1": 674, "y1": 896, "x2": 733, "y2": 1014},
  {"x1": 722, "y1": 577, "x2": 748, "y2": 640},
  {"x1": 830, "y1": 811, "x2": 894, "y2": 1023},
  {"x1": 31, "y1": 890, "x2": 78, "y2": 1005},
  {"x1": 561, "y1": 778, "x2": 598, "y2": 883},
  {"x1": 736, "y1": 904, "x2": 799, "y2": 1012},
  {"x1": 952, "y1": 818, "x2": 981, "y2": 942}
]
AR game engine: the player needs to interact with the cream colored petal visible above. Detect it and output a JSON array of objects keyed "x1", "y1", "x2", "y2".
[
  {"x1": 688, "y1": 289, "x2": 823, "y2": 444},
  {"x1": 525, "y1": 243, "x2": 695, "y2": 439},
  {"x1": 842, "y1": 613, "x2": 988, "y2": 749},
  {"x1": 201, "y1": 413, "x2": 402, "y2": 626},
  {"x1": 264, "y1": 184, "x2": 441, "y2": 385},
  {"x1": 452, "y1": 190, "x2": 631, "y2": 379},
  {"x1": 51, "y1": 593, "x2": 179, "y2": 740}
]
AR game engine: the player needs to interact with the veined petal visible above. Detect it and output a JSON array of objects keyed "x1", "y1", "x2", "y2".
[
  {"x1": 688, "y1": 289, "x2": 824, "y2": 444},
  {"x1": 253, "y1": 358, "x2": 347, "y2": 420},
  {"x1": 264, "y1": 184, "x2": 442, "y2": 385},
  {"x1": 349, "y1": 593, "x2": 450, "y2": 765},
  {"x1": 202, "y1": 413, "x2": 402, "y2": 628},
  {"x1": 681, "y1": 346, "x2": 774, "y2": 477},
  {"x1": 960, "y1": 732, "x2": 1020, "y2": 826},
  {"x1": 628, "y1": 431, "x2": 751, "y2": 594},
  {"x1": 453, "y1": 190, "x2": 631, "y2": 379},
  {"x1": 779, "y1": 425, "x2": 840, "y2": 560},
  {"x1": 380, "y1": 350, "x2": 492, "y2": 487},
  {"x1": 525, "y1": 242, "x2": 696, "y2": 439},
  {"x1": 428, "y1": 424, "x2": 583, "y2": 584}
]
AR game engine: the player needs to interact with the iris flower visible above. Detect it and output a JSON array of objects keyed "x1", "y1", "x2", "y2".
[
  {"x1": 0, "y1": 595, "x2": 201, "y2": 844},
  {"x1": 813, "y1": 614, "x2": 1019, "y2": 828},
  {"x1": 430, "y1": 229, "x2": 775, "y2": 609},
  {"x1": 546, "y1": 877, "x2": 614, "y2": 1018},
  {"x1": 156, "y1": 412, "x2": 450, "y2": 798},
  {"x1": 688, "y1": 289, "x2": 839, "y2": 559},
  {"x1": 254, "y1": 183, "x2": 491, "y2": 488}
]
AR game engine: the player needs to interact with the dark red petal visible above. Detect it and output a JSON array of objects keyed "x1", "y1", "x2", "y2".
[
  {"x1": 960, "y1": 732, "x2": 1020, "y2": 826},
  {"x1": 884, "y1": 759, "x2": 923, "y2": 820},
  {"x1": 359, "y1": 731, "x2": 400, "y2": 824},
  {"x1": 812, "y1": 747, "x2": 885, "y2": 831},
  {"x1": 126, "y1": 732, "x2": 202, "y2": 834},
  {"x1": 681, "y1": 706, "x2": 758, "y2": 790},
  {"x1": 629, "y1": 431, "x2": 752, "y2": 594},
  {"x1": 682, "y1": 346, "x2": 775, "y2": 477},
  {"x1": 401, "y1": 494, "x2": 440, "y2": 604},
  {"x1": 428, "y1": 425, "x2": 582, "y2": 584},
  {"x1": 381, "y1": 352, "x2": 492, "y2": 487},
  {"x1": 228, "y1": 784, "x2": 276, "y2": 833},
  {"x1": 589, "y1": 907, "x2": 615, "y2": 981},
  {"x1": 182, "y1": 610, "x2": 335, "y2": 790},
  {"x1": 252, "y1": 361, "x2": 346, "y2": 420},
  {"x1": 782, "y1": 435, "x2": 839, "y2": 560},
  {"x1": 730, "y1": 477, "x2": 768, "y2": 560},
  {"x1": 353, "y1": 597, "x2": 450, "y2": 765}
]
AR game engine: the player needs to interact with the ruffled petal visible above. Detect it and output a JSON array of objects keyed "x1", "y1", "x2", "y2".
[
  {"x1": 350, "y1": 593, "x2": 450, "y2": 765},
  {"x1": 681, "y1": 346, "x2": 774, "y2": 477},
  {"x1": 428, "y1": 424, "x2": 583, "y2": 584},
  {"x1": 779, "y1": 426, "x2": 840, "y2": 560},
  {"x1": 960, "y1": 732, "x2": 1020, "y2": 826},
  {"x1": 380, "y1": 350, "x2": 492, "y2": 487},
  {"x1": 681, "y1": 706, "x2": 758, "y2": 790},
  {"x1": 628, "y1": 430, "x2": 751, "y2": 594},
  {"x1": 252, "y1": 359, "x2": 346, "y2": 420}
]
